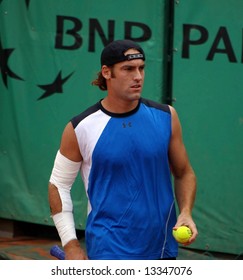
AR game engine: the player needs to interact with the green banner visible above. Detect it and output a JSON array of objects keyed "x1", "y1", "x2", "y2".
[
  {"x1": 0, "y1": 1, "x2": 167, "y2": 229},
  {"x1": 173, "y1": 0, "x2": 243, "y2": 255}
]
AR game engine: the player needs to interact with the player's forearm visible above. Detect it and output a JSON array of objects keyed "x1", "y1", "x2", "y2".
[
  {"x1": 48, "y1": 183, "x2": 78, "y2": 247},
  {"x1": 174, "y1": 168, "x2": 196, "y2": 215}
]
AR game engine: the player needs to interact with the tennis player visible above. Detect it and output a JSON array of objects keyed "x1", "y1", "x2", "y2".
[{"x1": 48, "y1": 39, "x2": 198, "y2": 260}]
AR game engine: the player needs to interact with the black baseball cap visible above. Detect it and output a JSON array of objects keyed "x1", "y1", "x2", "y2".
[{"x1": 100, "y1": 39, "x2": 145, "y2": 66}]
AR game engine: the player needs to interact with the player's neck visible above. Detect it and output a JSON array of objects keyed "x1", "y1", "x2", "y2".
[{"x1": 101, "y1": 96, "x2": 140, "y2": 114}]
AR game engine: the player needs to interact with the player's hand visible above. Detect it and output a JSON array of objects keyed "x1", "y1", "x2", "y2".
[
  {"x1": 64, "y1": 239, "x2": 88, "y2": 260},
  {"x1": 175, "y1": 212, "x2": 198, "y2": 245}
]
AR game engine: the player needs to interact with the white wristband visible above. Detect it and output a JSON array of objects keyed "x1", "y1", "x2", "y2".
[{"x1": 52, "y1": 212, "x2": 77, "y2": 247}]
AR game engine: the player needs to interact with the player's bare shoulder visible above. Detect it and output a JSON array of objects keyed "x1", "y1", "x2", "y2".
[
  {"x1": 60, "y1": 122, "x2": 82, "y2": 162},
  {"x1": 168, "y1": 105, "x2": 182, "y2": 137}
]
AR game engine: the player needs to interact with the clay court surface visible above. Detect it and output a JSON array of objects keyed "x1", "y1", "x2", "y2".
[{"x1": 0, "y1": 220, "x2": 240, "y2": 260}]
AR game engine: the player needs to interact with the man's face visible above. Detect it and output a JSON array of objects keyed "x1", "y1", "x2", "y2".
[{"x1": 107, "y1": 49, "x2": 145, "y2": 102}]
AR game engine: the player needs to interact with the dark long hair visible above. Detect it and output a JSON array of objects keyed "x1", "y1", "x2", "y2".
[
  {"x1": 91, "y1": 66, "x2": 115, "y2": 91},
  {"x1": 91, "y1": 71, "x2": 107, "y2": 91}
]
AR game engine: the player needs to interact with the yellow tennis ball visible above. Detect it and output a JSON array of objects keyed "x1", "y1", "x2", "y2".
[{"x1": 172, "y1": 226, "x2": 192, "y2": 243}]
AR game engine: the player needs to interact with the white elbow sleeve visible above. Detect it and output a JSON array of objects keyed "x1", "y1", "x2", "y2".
[
  {"x1": 49, "y1": 150, "x2": 81, "y2": 246},
  {"x1": 49, "y1": 150, "x2": 81, "y2": 212}
]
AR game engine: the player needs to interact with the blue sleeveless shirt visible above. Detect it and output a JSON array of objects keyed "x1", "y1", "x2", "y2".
[{"x1": 71, "y1": 98, "x2": 178, "y2": 259}]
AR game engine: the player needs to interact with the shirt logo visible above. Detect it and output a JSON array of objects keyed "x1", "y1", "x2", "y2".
[{"x1": 122, "y1": 122, "x2": 132, "y2": 128}]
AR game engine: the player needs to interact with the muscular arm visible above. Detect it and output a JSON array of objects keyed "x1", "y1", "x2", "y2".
[
  {"x1": 168, "y1": 106, "x2": 198, "y2": 244},
  {"x1": 48, "y1": 122, "x2": 88, "y2": 259},
  {"x1": 49, "y1": 122, "x2": 82, "y2": 214}
]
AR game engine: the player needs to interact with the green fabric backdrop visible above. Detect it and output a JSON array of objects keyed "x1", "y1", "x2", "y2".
[{"x1": 173, "y1": 0, "x2": 243, "y2": 255}]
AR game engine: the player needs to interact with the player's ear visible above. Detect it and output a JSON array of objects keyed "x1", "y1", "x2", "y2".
[{"x1": 101, "y1": 65, "x2": 111, "y2": 79}]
